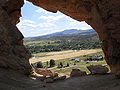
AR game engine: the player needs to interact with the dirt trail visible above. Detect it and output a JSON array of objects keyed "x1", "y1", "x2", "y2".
[{"x1": 30, "y1": 49, "x2": 102, "y2": 63}]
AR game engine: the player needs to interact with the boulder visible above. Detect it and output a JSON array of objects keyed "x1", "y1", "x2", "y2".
[
  {"x1": 70, "y1": 69, "x2": 87, "y2": 77},
  {"x1": 87, "y1": 65, "x2": 109, "y2": 75},
  {"x1": 44, "y1": 77, "x2": 54, "y2": 83},
  {"x1": 31, "y1": 62, "x2": 43, "y2": 68}
]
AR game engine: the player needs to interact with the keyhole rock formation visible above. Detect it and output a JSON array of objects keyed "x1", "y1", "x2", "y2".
[{"x1": 0, "y1": 0, "x2": 120, "y2": 75}]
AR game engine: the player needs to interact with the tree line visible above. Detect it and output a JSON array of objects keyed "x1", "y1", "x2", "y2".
[{"x1": 25, "y1": 39, "x2": 102, "y2": 53}]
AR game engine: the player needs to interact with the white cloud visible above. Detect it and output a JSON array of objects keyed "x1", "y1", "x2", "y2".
[
  {"x1": 35, "y1": 8, "x2": 51, "y2": 14},
  {"x1": 20, "y1": 20, "x2": 36, "y2": 24},
  {"x1": 27, "y1": 28, "x2": 63, "y2": 37},
  {"x1": 24, "y1": 22, "x2": 56, "y2": 28},
  {"x1": 64, "y1": 16, "x2": 92, "y2": 30},
  {"x1": 17, "y1": 19, "x2": 56, "y2": 33},
  {"x1": 35, "y1": 8, "x2": 45, "y2": 13},
  {"x1": 17, "y1": 19, "x2": 36, "y2": 31},
  {"x1": 24, "y1": 0, "x2": 28, "y2": 3},
  {"x1": 39, "y1": 15, "x2": 65, "y2": 22},
  {"x1": 68, "y1": 21, "x2": 92, "y2": 30}
]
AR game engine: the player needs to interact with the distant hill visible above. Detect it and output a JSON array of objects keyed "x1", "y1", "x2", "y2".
[
  {"x1": 24, "y1": 29, "x2": 101, "y2": 53},
  {"x1": 25, "y1": 29, "x2": 96, "y2": 41},
  {"x1": 40, "y1": 29, "x2": 96, "y2": 38}
]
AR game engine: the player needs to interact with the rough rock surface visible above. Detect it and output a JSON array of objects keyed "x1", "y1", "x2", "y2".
[
  {"x1": 87, "y1": 65, "x2": 109, "y2": 74},
  {"x1": 0, "y1": 0, "x2": 120, "y2": 75},
  {"x1": 70, "y1": 69, "x2": 87, "y2": 77},
  {"x1": 0, "y1": 0, "x2": 31, "y2": 75}
]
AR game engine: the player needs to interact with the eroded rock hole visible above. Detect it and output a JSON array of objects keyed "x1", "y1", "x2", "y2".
[{"x1": 16, "y1": 1, "x2": 109, "y2": 80}]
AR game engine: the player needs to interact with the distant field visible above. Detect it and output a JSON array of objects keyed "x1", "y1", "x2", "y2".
[
  {"x1": 52, "y1": 61, "x2": 107, "y2": 75},
  {"x1": 30, "y1": 49, "x2": 102, "y2": 63}
]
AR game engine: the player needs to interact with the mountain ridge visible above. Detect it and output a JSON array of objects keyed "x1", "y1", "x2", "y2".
[{"x1": 25, "y1": 29, "x2": 96, "y2": 39}]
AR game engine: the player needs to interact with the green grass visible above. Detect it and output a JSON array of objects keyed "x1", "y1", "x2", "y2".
[
  {"x1": 51, "y1": 61, "x2": 107, "y2": 75},
  {"x1": 41, "y1": 51, "x2": 108, "y2": 76},
  {"x1": 31, "y1": 43, "x2": 59, "y2": 46},
  {"x1": 24, "y1": 40, "x2": 54, "y2": 45},
  {"x1": 32, "y1": 50, "x2": 109, "y2": 76},
  {"x1": 53, "y1": 66, "x2": 90, "y2": 75}
]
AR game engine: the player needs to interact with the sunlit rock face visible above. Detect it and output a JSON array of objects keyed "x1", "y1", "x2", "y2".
[{"x1": 0, "y1": 0, "x2": 120, "y2": 75}]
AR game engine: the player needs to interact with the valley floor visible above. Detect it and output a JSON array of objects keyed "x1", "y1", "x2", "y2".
[{"x1": 30, "y1": 49, "x2": 102, "y2": 63}]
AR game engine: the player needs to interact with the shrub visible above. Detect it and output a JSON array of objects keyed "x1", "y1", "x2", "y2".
[
  {"x1": 50, "y1": 59, "x2": 55, "y2": 67},
  {"x1": 37, "y1": 61, "x2": 43, "y2": 68}
]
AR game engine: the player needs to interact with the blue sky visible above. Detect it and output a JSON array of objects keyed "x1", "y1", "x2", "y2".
[{"x1": 17, "y1": 1, "x2": 92, "y2": 37}]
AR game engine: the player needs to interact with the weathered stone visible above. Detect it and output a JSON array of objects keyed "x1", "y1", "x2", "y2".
[
  {"x1": 87, "y1": 65, "x2": 109, "y2": 75},
  {"x1": 70, "y1": 69, "x2": 87, "y2": 77},
  {"x1": 31, "y1": 62, "x2": 43, "y2": 68},
  {"x1": 31, "y1": 64, "x2": 58, "y2": 77},
  {"x1": 0, "y1": 4, "x2": 32, "y2": 75}
]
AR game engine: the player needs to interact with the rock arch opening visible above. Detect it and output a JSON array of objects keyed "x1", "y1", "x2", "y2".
[
  {"x1": 0, "y1": 0, "x2": 120, "y2": 76},
  {"x1": 18, "y1": 1, "x2": 105, "y2": 76}
]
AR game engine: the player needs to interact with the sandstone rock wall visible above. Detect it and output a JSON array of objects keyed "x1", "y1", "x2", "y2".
[
  {"x1": 0, "y1": 0, "x2": 31, "y2": 75},
  {"x1": 0, "y1": 0, "x2": 120, "y2": 75}
]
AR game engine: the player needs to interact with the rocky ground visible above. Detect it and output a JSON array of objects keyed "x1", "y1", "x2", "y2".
[{"x1": 0, "y1": 69, "x2": 120, "y2": 90}]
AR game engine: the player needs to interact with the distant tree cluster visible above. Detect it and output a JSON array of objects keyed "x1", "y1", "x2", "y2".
[
  {"x1": 26, "y1": 44, "x2": 61, "y2": 53},
  {"x1": 25, "y1": 39, "x2": 101, "y2": 53},
  {"x1": 25, "y1": 34, "x2": 102, "y2": 53},
  {"x1": 58, "y1": 39, "x2": 101, "y2": 50}
]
